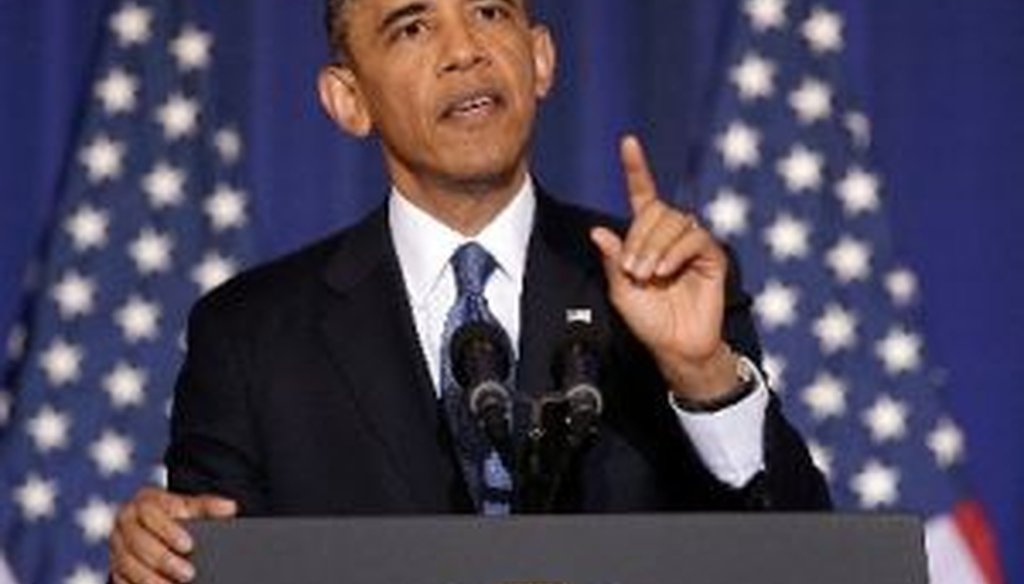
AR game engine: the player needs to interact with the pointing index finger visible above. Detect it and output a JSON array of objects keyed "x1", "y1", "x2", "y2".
[{"x1": 620, "y1": 135, "x2": 660, "y2": 216}]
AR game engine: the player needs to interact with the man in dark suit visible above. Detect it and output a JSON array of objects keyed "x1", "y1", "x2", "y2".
[{"x1": 109, "y1": 0, "x2": 830, "y2": 582}]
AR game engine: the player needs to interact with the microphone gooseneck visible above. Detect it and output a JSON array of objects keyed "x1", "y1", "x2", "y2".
[
  {"x1": 518, "y1": 319, "x2": 607, "y2": 513},
  {"x1": 450, "y1": 321, "x2": 514, "y2": 465},
  {"x1": 552, "y1": 320, "x2": 605, "y2": 446}
]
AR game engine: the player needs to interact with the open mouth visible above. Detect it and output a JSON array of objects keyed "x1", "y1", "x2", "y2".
[{"x1": 442, "y1": 91, "x2": 505, "y2": 120}]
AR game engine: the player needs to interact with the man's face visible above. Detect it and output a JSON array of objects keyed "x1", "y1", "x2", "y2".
[{"x1": 319, "y1": 0, "x2": 555, "y2": 195}]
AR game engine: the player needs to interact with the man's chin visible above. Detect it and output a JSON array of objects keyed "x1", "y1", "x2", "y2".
[{"x1": 434, "y1": 161, "x2": 525, "y2": 196}]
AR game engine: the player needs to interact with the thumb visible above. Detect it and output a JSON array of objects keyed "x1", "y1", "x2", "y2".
[
  {"x1": 183, "y1": 495, "x2": 238, "y2": 519},
  {"x1": 590, "y1": 226, "x2": 626, "y2": 281}
]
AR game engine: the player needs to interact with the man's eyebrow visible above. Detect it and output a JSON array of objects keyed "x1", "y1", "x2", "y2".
[
  {"x1": 472, "y1": 0, "x2": 519, "y2": 9},
  {"x1": 469, "y1": 0, "x2": 522, "y2": 15},
  {"x1": 378, "y1": 2, "x2": 429, "y2": 34}
]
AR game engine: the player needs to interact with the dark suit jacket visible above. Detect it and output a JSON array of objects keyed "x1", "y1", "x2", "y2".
[{"x1": 165, "y1": 192, "x2": 830, "y2": 515}]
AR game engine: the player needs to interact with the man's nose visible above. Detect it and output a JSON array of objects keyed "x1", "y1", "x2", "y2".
[{"x1": 437, "y1": 18, "x2": 488, "y2": 74}]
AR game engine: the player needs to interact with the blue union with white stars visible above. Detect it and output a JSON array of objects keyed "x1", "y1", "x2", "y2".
[
  {"x1": 695, "y1": 0, "x2": 972, "y2": 522},
  {"x1": 0, "y1": 2, "x2": 251, "y2": 582}
]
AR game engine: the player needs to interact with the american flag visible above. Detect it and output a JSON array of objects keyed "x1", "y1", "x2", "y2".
[
  {"x1": 692, "y1": 1, "x2": 1002, "y2": 582},
  {"x1": 0, "y1": 1, "x2": 251, "y2": 582}
]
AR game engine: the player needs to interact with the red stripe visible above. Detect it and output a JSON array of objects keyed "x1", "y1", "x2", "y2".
[{"x1": 953, "y1": 501, "x2": 1005, "y2": 584}]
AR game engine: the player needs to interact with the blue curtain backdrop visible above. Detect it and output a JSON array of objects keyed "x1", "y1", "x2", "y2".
[{"x1": 1, "y1": 0, "x2": 1021, "y2": 581}]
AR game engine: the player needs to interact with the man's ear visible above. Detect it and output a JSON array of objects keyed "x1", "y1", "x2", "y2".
[
  {"x1": 531, "y1": 25, "x2": 557, "y2": 99},
  {"x1": 317, "y1": 65, "x2": 373, "y2": 137}
]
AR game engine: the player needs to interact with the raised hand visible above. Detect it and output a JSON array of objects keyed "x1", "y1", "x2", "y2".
[{"x1": 590, "y1": 136, "x2": 738, "y2": 402}]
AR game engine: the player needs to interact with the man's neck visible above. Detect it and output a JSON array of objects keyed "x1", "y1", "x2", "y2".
[{"x1": 389, "y1": 167, "x2": 529, "y2": 237}]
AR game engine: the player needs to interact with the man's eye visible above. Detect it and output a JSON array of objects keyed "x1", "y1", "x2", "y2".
[
  {"x1": 393, "y1": 20, "x2": 428, "y2": 41},
  {"x1": 477, "y1": 5, "x2": 510, "y2": 21}
]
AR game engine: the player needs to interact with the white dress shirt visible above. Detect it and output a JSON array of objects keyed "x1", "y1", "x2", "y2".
[{"x1": 388, "y1": 178, "x2": 767, "y2": 488}]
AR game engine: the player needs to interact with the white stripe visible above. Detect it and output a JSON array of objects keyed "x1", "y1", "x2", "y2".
[
  {"x1": 926, "y1": 515, "x2": 989, "y2": 584},
  {"x1": 0, "y1": 554, "x2": 18, "y2": 584}
]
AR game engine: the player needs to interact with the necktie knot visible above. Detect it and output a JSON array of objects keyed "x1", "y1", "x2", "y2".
[{"x1": 451, "y1": 242, "x2": 496, "y2": 298}]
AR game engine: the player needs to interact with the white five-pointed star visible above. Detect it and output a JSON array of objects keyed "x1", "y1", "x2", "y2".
[
  {"x1": 928, "y1": 418, "x2": 965, "y2": 468},
  {"x1": 65, "y1": 565, "x2": 105, "y2": 584},
  {"x1": 142, "y1": 162, "x2": 187, "y2": 208},
  {"x1": 89, "y1": 430, "x2": 134, "y2": 476},
  {"x1": 64, "y1": 205, "x2": 111, "y2": 252},
  {"x1": 845, "y1": 111, "x2": 872, "y2": 148},
  {"x1": 704, "y1": 189, "x2": 751, "y2": 238},
  {"x1": 731, "y1": 53, "x2": 777, "y2": 101},
  {"x1": 205, "y1": 184, "x2": 248, "y2": 230},
  {"x1": 128, "y1": 228, "x2": 175, "y2": 274},
  {"x1": 875, "y1": 327, "x2": 923, "y2": 375},
  {"x1": 109, "y1": 2, "x2": 153, "y2": 46},
  {"x1": 836, "y1": 167, "x2": 881, "y2": 216},
  {"x1": 39, "y1": 338, "x2": 85, "y2": 387},
  {"x1": 102, "y1": 362, "x2": 147, "y2": 409},
  {"x1": 51, "y1": 270, "x2": 98, "y2": 319},
  {"x1": 76, "y1": 497, "x2": 117, "y2": 543},
  {"x1": 744, "y1": 0, "x2": 787, "y2": 32},
  {"x1": 825, "y1": 235, "x2": 872, "y2": 283},
  {"x1": 14, "y1": 474, "x2": 58, "y2": 521},
  {"x1": 862, "y1": 394, "x2": 909, "y2": 442},
  {"x1": 806, "y1": 440, "x2": 833, "y2": 480},
  {"x1": 812, "y1": 303, "x2": 858, "y2": 353},
  {"x1": 114, "y1": 296, "x2": 162, "y2": 343},
  {"x1": 754, "y1": 280, "x2": 800, "y2": 330},
  {"x1": 850, "y1": 460, "x2": 900, "y2": 509},
  {"x1": 26, "y1": 405, "x2": 72, "y2": 452},
  {"x1": 801, "y1": 372, "x2": 847, "y2": 420},
  {"x1": 191, "y1": 252, "x2": 238, "y2": 294},
  {"x1": 170, "y1": 25, "x2": 213, "y2": 71},
  {"x1": 762, "y1": 353, "x2": 787, "y2": 392},
  {"x1": 763, "y1": 213, "x2": 811, "y2": 261},
  {"x1": 716, "y1": 121, "x2": 762, "y2": 169},
  {"x1": 776, "y1": 144, "x2": 824, "y2": 192},
  {"x1": 214, "y1": 128, "x2": 243, "y2": 163},
  {"x1": 885, "y1": 269, "x2": 918, "y2": 306},
  {"x1": 155, "y1": 93, "x2": 200, "y2": 140},
  {"x1": 79, "y1": 134, "x2": 126, "y2": 184},
  {"x1": 94, "y1": 68, "x2": 138, "y2": 115},
  {"x1": 802, "y1": 6, "x2": 844, "y2": 54},
  {"x1": 789, "y1": 78, "x2": 833, "y2": 124}
]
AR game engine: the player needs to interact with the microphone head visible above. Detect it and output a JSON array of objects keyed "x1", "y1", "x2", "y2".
[
  {"x1": 565, "y1": 383, "x2": 604, "y2": 416},
  {"x1": 467, "y1": 380, "x2": 511, "y2": 418},
  {"x1": 450, "y1": 320, "x2": 512, "y2": 390}
]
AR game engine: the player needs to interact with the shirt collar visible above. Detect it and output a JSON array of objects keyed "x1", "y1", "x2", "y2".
[{"x1": 388, "y1": 177, "x2": 536, "y2": 307}]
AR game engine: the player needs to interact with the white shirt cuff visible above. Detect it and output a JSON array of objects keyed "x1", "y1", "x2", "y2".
[{"x1": 668, "y1": 355, "x2": 768, "y2": 488}]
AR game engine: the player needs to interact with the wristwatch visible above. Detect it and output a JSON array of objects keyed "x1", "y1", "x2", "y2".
[{"x1": 669, "y1": 352, "x2": 759, "y2": 413}]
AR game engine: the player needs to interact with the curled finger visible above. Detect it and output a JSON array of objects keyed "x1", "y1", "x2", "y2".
[
  {"x1": 120, "y1": 509, "x2": 195, "y2": 582},
  {"x1": 137, "y1": 496, "x2": 194, "y2": 553},
  {"x1": 654, "y1": 224, "x2": 725, "y2": 278},
  {"x1": 629, "y1": 211, "x2": 699, "y2": 280}
]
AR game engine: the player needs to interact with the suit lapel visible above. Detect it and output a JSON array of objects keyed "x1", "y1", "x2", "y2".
[
  {"x1": 517, "y1": 194, "x2": 611, "y2": 402},
  {"x1": 317, "y1": 207, "x2": 452, "y2": 511}
]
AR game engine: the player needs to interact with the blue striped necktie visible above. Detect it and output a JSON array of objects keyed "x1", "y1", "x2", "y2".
[{"x1": 440, "y1": 242, "x2": 514, "y2": 515}]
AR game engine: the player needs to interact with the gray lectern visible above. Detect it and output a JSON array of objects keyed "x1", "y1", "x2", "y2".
[{"x1": 190, "y1": 514, "x2": 927, "y2": 584}]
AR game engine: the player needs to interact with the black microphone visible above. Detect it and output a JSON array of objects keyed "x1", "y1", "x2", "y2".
[
  {"x1": 450, "y1": 321, "x2": 514, "y2": 462},
  {"x1": 525, "y1": 319, "x2": 605, "y2": 513},
  {"x1": 552, "y1": 320, "x2": 605, "y2": 447}
]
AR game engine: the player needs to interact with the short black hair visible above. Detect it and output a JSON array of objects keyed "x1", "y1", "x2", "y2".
[
  {"x1": 324, "y1": 0, "x2": 351, "y2": 59},
  {"x1": 323, "y1": 0, "x2": 534, "y2": 61}
]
